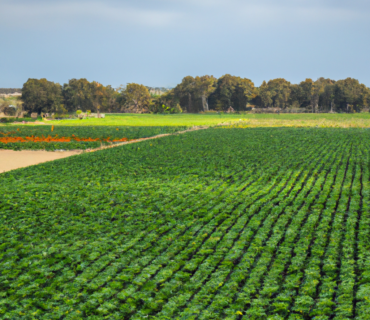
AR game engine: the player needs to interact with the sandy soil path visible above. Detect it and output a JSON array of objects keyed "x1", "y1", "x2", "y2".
[{"x1": 0, "y1": 150, "x2": 82, "y2": 173}]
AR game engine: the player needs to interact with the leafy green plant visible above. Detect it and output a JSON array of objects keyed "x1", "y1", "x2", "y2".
[{"x1": 0, "y1": 127, "x2": 369, "y2": 318}]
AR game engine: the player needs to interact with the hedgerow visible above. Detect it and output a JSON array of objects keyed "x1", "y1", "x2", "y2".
[{"x1": 0, "y1": 127, "x2": 369, "y2": 319}]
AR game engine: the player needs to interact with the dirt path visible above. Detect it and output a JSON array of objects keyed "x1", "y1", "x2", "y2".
[
  {"x1": 0, "y1": 150, "x2": 83, "y2": 173},
  {"x1": 0, "y1": 126, "x2": 209, "y2": 173},
  {"x1": 83, "y1": 126, "x2": 209, "y2": 153}
]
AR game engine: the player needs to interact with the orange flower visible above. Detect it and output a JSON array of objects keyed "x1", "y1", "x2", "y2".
[{"x1": 0, "y1": 135, "x2": 129, "y2": 144}]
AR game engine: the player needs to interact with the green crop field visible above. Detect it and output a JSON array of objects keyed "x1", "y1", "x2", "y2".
[
  {"x1": 2, "y1": 113, "x2": 370, "y2": 128},
  {"x1": 1, "y1": 127, "x2": 370, "y2": 319},
  {"x1": 48, "y1": 112, "x2": 370, "y2": 128}
]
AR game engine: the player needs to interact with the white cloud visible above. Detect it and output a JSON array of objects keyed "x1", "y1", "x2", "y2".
[{"x1": 0, "y1": 1, "x2": 180, "y2": 28}]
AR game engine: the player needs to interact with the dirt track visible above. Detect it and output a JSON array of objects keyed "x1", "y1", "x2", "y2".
[{"x1": 0, "y1": 150, "x2": 82, "y2": 173}]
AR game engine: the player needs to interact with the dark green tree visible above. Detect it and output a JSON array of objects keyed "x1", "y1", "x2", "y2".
[
  {"x1": 334, "y1": 78, "x2": 370, "y2": 112},
  {"x1": 257, "y1": 78, "x2": 291, "y2": 109},
  {"x1": 209, "y1": 74, "x2": 255, "y2": 111},
  {"x1": 22, "y1": 78, "x2": 64, "y2": 114}
]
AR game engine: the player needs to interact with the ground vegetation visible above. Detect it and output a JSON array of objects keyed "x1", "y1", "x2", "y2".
[
  {"x1": 0, "y1": 125, "x2": 188, "y2": 150},
  {"x1": 1, "y1": 127, "x2": 370, "y2": 318}
]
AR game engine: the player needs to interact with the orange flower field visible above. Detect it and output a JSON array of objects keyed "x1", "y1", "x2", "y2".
[
  {"x1": 0, "y1": 135, "x2": 129, "y2": 144},
  {"x1": 0, "y1": 125, "x2": 187, "y2": 150}
]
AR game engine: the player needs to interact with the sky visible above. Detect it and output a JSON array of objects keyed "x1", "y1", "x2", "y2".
[{"x1": 1, "y1": 0, "x2": 369, "y2": 88}]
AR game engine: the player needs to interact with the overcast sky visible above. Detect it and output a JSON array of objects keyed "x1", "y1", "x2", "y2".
[{"x1": 1, "y1": 0, "x2": 369, "y2": 88}]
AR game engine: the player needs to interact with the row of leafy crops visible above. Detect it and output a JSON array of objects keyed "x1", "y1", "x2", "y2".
[
  {"x1": 0, "y1": 126, "x2": 188, "y2": 150},
  {"x1": 1, "y1": 127, "x2": 370, "y2": 319}
]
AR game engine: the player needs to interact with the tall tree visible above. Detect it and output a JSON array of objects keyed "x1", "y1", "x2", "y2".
[
  {"x1": 288, "y1": 84, "x2": 305, "y2": 108},
  {"x1": 334, "y1": 78, "x2": 370, "y2": 112},
  {"x1": 63, "y1": 79, "x2": 118, "y2": 113},
  {"x1": 317, "y1": 78, "x2": 336, "y2": 112},
  {"x1": 63, "y1": 78, "x2": 92, "y2": 112},
  {"x1": 120, "y1": 83, "x2": 151, "y2": 113},
  {"x1": 192, "y1": 76, "x2": 217, "y2": 111},
  {"x1": 258, "y1": 78, "x2": 291, "y2": 109},
  {"x1": 299, "y1": 79, "x2": 316, "y2": 112},
  {"x1": 174, "y1": 76, "x2": 196, "y2": 112},
  {"x1": 22, "y1": 78, "x2": 64, "y2": 114},
  {"x1": 209, "y1": 74, "x2": 255, "y2": 111}
]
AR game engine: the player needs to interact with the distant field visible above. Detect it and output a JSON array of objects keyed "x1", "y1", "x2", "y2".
[
  {"x1": 0, "y1": 126, "x2": 188, "y2": 150},
  {"x1": 33, "y1": 113, "x2": 370, "y2": 127}
]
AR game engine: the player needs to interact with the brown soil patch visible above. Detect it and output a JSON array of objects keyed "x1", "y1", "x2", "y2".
[{"x1": 0, "y1": 150, "x2": 82, "y2": 173}]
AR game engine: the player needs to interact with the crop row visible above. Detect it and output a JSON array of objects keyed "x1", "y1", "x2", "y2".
[{"x1": 1, "y1": 127, "x2": 370, "y2": 319}]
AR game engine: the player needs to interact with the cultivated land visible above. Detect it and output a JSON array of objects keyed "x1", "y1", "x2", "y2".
[
  {"x1": 1, "y1": 127, "x2": 370, "y2": 319},
  {"x1": 1, "y1": 113, "x2": 368, "y2": 128},
  {"x1": 0, "y1": 126, "x2": 188, "y2": 151}
]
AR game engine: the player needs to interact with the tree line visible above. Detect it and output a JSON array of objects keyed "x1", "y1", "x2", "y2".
[
  {"x1": 0, "y1": 88, "x2": 22, "y2": 94},
  {"x1": 20, "y1": 76, "x2": 370, "y2": 114}
]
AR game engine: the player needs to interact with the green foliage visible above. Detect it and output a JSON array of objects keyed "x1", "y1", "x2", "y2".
[
  {"x1": 258, "y1": 78, "x2": 291, "y2": 109},
  {"x1": 63, "y1": 79, "x2": 118, "y2": 113},
  {"x1": 0, "y1": 125, "x2": 188, "y2": 150},
  {"x1": 150, "y1": 90, "x2": 182, "y2": 114},
  {"x1": 254, "y1": 77, "x2": 370, "y2": 113},
  {"x1": 30, "y1": 112, "x2": 370, "y2": 128},
  {"x1": 0, "y1": 117, "x2": 34, "y2": 124},
  {"x1": 21, "y1": 78, "x2": 64, "y2": 114},
  {"x1": 173, "y1": 75, "x2": 218, "y2": 112},
  {"x1": 0, "y1": 127, "x2": 370, "y2": 318},
  {"x1": 208, "y1": 74, "x2": 256, "y2": 111},
  {"x1": 119, "y1": 83, "x2": 151, "y2": 113},
  {"x1": 16, "y1": 76, "x2": 370, "y2": 115}
]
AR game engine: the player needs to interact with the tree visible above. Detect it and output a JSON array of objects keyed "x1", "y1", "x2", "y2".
[
  {"x1": 22, "y1": 78, "x2": 64, "y2": 114},
  {"x1": 150, "y1": 89, "x2": 182, "y2": 114},
  {"x1": 258, "y1": 81, "x2": 273, "y2": 108},
  {"x1": 174, "y1": 76, "x2": 196, "y2": 112},
  {"x1": 63, "y1": 78, "x2": 93, "y2": 112},
  {"x1": 209, "y1": 75, "x2": 255, "y2": 111},
  {"x1": 317, "y1": 79, "x2": 336, "y2": 112},
  {"x1": 63, "y1": 79, "x2": 118, "y2": 113},
  {"x1": 192, "y1": 76, "x2": 217, "y2": 111},
  {"x1": 298, "y1": 78, "x2": 334, "y2": 112},
  {"x1": 120, "y1": 83, "x2": 151, "y2": 113},
  {"x1": 257, "y1": 78, "x2": 291, "y2": 109},
  {"x1": 288, "y1": 84, "x2": 305, "y2": 108},
  {"x1": 299, "y1": 79, "x2": 316, "y2": 112},
  {"x1": 334, "y1": 78, "x2": 370, "y2": 112}
]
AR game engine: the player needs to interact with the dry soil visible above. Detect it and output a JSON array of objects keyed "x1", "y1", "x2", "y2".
[{"x1": 0, "y1": 150, "x2": 82, "y2": 173}]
